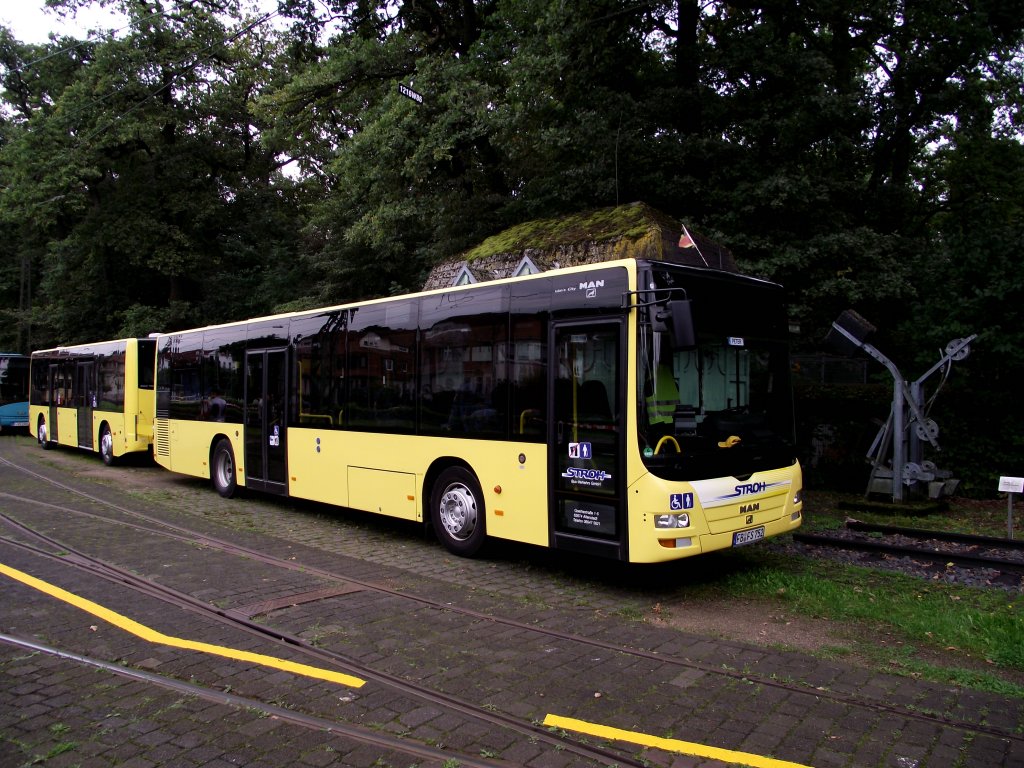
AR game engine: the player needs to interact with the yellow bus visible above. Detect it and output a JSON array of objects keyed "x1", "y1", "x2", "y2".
[
  {"x1": 30, "y1": 338, "x2": 157, "y2": 465},
  {"x1": 153, "y1": 258, "x2": 802, "y2": 562}
]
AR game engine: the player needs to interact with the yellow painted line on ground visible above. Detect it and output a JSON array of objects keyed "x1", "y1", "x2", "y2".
[
  {"x1": 0, "y1": 561, "x2": 365, "y2": 689},
  {"x1": 544, "y1": 713, "x2": 813, "y2": 768}
]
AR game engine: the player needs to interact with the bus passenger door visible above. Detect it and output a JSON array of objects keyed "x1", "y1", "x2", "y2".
[
  {"x1": 47, "y1": 364, "x2": 60, "y2": 443},
  {"x1": 549, "y1": 319, "x2": 627, "y2": 560},
  {"x1": 77, "y1": 361, "x2": 95, "y2": 449},
  {"x1": 244, "y1": 349, "x2": 288, "y2": 494}
]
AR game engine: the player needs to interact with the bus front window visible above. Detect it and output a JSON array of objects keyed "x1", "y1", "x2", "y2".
[{"x1": 638, "y1": 326, "x2": 794, "y2": 481}]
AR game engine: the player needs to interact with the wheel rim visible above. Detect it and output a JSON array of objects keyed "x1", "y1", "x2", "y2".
[
  {"x1": 216, "y1": 450, "x2": 233, "y2": 488},
  {"x1": 438, "y1": 482, "x2": 478, "y2": 541},
  {"x1": 101, "y1": 430, "x2": 112, "y2": 460},
  {"x1": 38, "y1": 422, "x2": 47, "y2": 444}
]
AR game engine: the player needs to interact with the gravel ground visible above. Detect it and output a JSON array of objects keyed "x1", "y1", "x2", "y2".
[{"x1": 769, "y1": 530, "x2": 1024, "y2": 593}]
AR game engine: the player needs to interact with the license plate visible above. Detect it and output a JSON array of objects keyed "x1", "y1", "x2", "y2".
[{"x1": 732, "y1": 526, "x2": 765, "y2": 547}]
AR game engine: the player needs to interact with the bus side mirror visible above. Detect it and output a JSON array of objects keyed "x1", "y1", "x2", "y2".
[{"x1": 664, "y1": 300, "x2": 696, "y2": 350}]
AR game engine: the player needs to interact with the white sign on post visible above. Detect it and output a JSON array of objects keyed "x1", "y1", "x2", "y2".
[
  {"x1": 999, "y1": 476, "x2": 1023, "y2": 540},
  {"x1": 998, "y1": 476, "x2": 1024, "y2": 493}
]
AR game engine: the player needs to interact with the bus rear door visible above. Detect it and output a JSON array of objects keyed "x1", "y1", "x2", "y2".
[
  {"x1": 549, "y1": 319, "x2": 627, "y2": 560},
  {"x1": 47, "y1": 364, "x2": 61, "y2": 443},
  {"x1": 244, "y1": 349, "x2": 288, "y2": 494},
  {"x1": 76, "y1": 361, "x2": 95, "y2": 449}
]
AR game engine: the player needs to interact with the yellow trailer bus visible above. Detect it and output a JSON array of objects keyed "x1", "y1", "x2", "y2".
[
  {"x1": 153, "y1": 258, "x2": 802, "y2": 562},
  {"x1": 30, "y1": 338, "x2": 157, "y2": 465}
]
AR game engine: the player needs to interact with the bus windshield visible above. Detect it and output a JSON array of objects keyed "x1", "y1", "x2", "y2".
[
  {"x1": 637, "y1": 267, "x2": 797, "y2": 481},
  {"x1": 0, "y1": 355, "x2": 30, "y2": 430},
  {"x1": 0, "y1": 356, "x2": 29, "y2": 404}
]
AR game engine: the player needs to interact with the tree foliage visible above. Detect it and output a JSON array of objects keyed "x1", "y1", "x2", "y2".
[{"x1": 1, "y1": 0, "x2": 1023, "y2": 490}]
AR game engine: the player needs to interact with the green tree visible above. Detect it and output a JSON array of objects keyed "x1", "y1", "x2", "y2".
[{"x1": 0, "y1": 0, "x2": 306, "y2": 346}]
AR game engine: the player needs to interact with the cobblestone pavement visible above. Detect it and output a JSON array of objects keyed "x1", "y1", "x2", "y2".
[{"x1": 1, "y1": 435, "x2": 1022, "y2": 768}]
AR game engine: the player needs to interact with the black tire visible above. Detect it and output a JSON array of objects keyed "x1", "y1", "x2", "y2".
[
  {"x1": 211, "y1": 438, "x2": 237, "y2": 498},
  {"x1": 99, "y1": 424, "x2": 115, "y2": 466},
  {"x1": 37, "y1": 417, "x2": 51, "y2": 450},
  {"x1": 430, "y1": 466, "x2": 487, "y2": 557}
]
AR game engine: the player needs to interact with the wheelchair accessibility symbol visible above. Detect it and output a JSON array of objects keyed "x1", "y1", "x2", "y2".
[{"x1": 669, "y1": 493, "x2": 694, "y2": 511}]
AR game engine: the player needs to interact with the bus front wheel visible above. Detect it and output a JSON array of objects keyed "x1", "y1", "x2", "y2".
[
  {"x1": 431, "y1": 466, "x2": 486, "y2": 557},
  {"x1": 37, "y1": 417, "x2": 51, "y2": 450},
  {"x1": 211, "y1": 439, "x2": 237, "y2": 498},
  {"x1": 99, "y1": 425, "x2": 115, "y2": 466}
]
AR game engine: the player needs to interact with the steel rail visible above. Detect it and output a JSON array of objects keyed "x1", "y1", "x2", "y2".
[
  {"x1": 0, "y1": 524, "x2": 648, "y2": 768},
  {"x1": 844, "y1": 520, "x2": 1024, "y2": 551},
  {"x1": 0, "y1": 632, "x2": 499, "y2": 768},
  {"x1": 792, "y1": 532, "x2": 1024, "y2": 575},
  {"x1": 2, "y1": 456, "x2": 1023, "y2": 744}
]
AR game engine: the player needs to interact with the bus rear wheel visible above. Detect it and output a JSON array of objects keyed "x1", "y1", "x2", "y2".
[
  {"x1": 211, "y1": 439, "x2": 237, "y2": 498},
  {"x1": 431, "y1": 466, "x2": 486, "y2": 557},
  {"x1": 99, "y1": 425, "x2": 115, "y2": 466}
]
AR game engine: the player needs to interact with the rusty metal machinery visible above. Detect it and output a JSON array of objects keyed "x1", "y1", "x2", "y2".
[{"x1": 827, "y1": 310, "x2": 977, "y2": 502}]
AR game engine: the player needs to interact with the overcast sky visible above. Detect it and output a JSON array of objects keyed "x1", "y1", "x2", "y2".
[
  {"x1": 1, "y1": 2, "x2": 282, "y2": 45},
  {"x1": 1, "y1": 3, "x2": 128, "y2": 44}
]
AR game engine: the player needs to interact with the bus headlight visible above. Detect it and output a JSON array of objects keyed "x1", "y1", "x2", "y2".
[
  {"x1": 793, "y1": 488, "x2": 803, "y2": 505},
  {"x1": 655, "y1": 513, "x2": 690, "y2": 529}
]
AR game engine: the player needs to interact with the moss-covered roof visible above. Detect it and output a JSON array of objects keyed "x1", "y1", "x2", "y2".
[
  {"x1": 462, "y1": 202, "x2": 678, "y2": 262},
  {"x1": 423, "y1": 202, "x2": 736, "y2": 291}
]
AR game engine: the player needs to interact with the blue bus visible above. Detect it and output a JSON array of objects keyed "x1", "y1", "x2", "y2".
[{"x1": 0, "y1": 353, "x2": 30, "y2": 432}]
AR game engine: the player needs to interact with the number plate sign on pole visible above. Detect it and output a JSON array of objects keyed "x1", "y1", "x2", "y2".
[
  {"x1": 398, "y1": 83, "x2": 423, "y2": 104},
  {"x1": 998, "y1": 476, "x2": 1024, "y2": 540}
]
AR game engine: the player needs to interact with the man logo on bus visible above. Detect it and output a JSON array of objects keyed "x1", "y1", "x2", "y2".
[{"x1": 579, "y1": 279, "x2": 604, "y2": 298}]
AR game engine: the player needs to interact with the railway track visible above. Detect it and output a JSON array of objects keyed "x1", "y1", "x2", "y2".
[
  {"x1": 0, "y1": 499, "x2": 647, "y2": 767},
  {"x1": 2, "y1": 452, "x2": 1023, "y2": 762},
  {"x1": 793, "y1": 520, "x2": 1024, "y2": 587},
  {"x1": 0, "y1": 631, "x2": 500, "y2": 768}
]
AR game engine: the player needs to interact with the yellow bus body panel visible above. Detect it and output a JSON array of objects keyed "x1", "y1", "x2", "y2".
[
  {"x1": 30, "y1": 404, "x2": 152, "y2": 459},
  {"x1": 626, "y1": 462, "x2": 803, "y2": 564},
  {"x1": 57, "y1": 407, "x2": 78, "y2": 446},
  {"x1": 288, "y1": 428, "x2": 550, "y2": 548},
  {"x1": 153, "y1": 419, "x2": 239, "y2": 483},
  {"x1": 154, "y1": 423, "x2": 550, "y2": 548}
]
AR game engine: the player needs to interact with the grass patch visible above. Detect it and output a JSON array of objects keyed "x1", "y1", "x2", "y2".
[
  {"x1": 722, "y1": 555, "x2": 1022, "y2": 667},
  {"x1": 684, "y1": 543, "x2": 1024, "y2": 695},
  {"x1": 813, "y1": 490, "x2": 1017, "y2": 539},
  {"x1": 29, "y1": 741, "x2": 77, "y2": 764}
]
